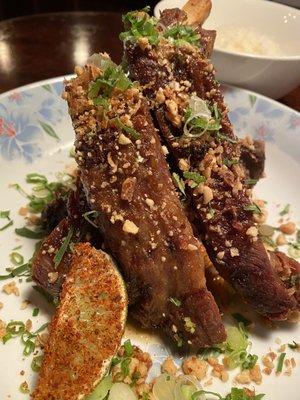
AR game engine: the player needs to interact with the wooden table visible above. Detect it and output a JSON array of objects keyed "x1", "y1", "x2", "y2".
[{"x1": 0, "y1": 12, "x2": 299, "y2": 111}]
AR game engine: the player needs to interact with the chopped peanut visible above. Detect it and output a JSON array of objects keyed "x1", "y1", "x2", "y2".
[
  {"x1": 276, "y1": 234, "x2": 287, "y2": 246},
  {"x1": 182, "y1": 356, "x2": 208, "y2": 380},
  {"x1": 0, "y1": 319, "x2": 6, "y2": 339},
  {"x1": 161, "y1": 356, "x2": 178, "y2": 375},
  {"x1": 250, "y1": 365, "x2": 262, "y2": 384},
  {"x1": 2, "y1": 281, "x2": 20, "y2": 296},
  {"x1": 235, "y1": 370, "x2": 251, "y2": 384}
]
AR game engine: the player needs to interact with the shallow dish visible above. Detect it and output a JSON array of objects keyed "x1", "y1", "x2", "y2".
[
  {"x1": 154, "y1": 0, "x2": 300, "y2": 99},
  {"x1": 0, "y1": 78, "x2": 299, "y2": 399}
]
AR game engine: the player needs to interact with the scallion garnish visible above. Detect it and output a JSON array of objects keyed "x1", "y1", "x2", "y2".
[
  {"x1": 279, "y1": 204, "x2": 290, "y2": 216},
  {"x1": 124, "y1": 339, "x2": 133, "y2": 357},
  {"x1": 242, "y1": 353, "x2": 258, "y2": 370},
  {"x1": 169, "y1": 297, "x2": 181, "y2": 307},
  {"x1": 31, "y1": 355, "x2": 43, "y2": 372},
  {"x1": 183, "y1": 171, "x2": 206, "y2": 188},
  {"x1": 243, "y1": 204, "x2": 262, "y2": 214},
  {"x1": 26, "y1": 173, "x2": 47, "y2": 184},
  {"x1": 164, "y1": 25, "x2": 200, "y2": 47},
  {"x1": 0, "y1": 210, "x2": 13, "y2": 231},
  {"x1": 120, "y1": 357, "x2": 131, "y2": 377},
  {"x1": 15, "y1": 226, "x2": 46, "y2": 239},
  {"x1": 288, "y1": 341, "x2": 299, "y2": 350},
  {"x1": 10, "y1": 251, "x2": 24, "y2": 266},
  {"x1": 276, "y1": 352, "x2": 286, "y2": 373},
  {"x1": 172, "y1": 173, "x2": 185, "y2": 196},
  {"x1": 245, "y1": 178, "x2": 258, "y2": 186},
  {"x1": 82, "y1": 210, "x2": 99, "y2": 228},
  {"x1": 114, "y1": 118, "x2": 140, "y2": 141},
  {"x1": 223, "y1": 158, "x2": 239, "y2": 167},
  {"x1": 232, "y1": 313, "x2": 251, "y2": 327},
  {"x1": 32, "y1": 308, "x2": 40, "y2": 317},
  {"x1": 53, "y1": 226, "x2": 74, "y2": 268},
  {"x1": 215, "y1": 132, "x2": 237, "y2": 144},
  {"x1": 19, "y1": 381, "x2": 30, "y2": 394}
]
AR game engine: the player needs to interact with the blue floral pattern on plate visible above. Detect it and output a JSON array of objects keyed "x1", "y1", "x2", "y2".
[{"x1": 0, "y1": 79, "x2": 299, "y2": 164}]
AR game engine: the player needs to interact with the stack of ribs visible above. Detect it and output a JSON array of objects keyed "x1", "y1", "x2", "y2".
[
  {"x1": 32, "y1": 3, "x2": 299, "y2": 350},
  {"x1": 122, "y1": 6, "x2": 299, "y2": 320}
]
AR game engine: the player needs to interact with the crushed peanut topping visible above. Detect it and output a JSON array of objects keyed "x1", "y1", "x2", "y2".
[
  {"x1": 122, "y1": 220, "x2": 139, "y2": 234},
  {"x1": 2, "y1": 281, "x2": 20, "y2": 296}
]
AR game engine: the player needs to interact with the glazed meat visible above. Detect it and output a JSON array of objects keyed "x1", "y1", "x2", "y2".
[
  {"x1": 122, "y1": 8, "x2": 298, "y2": 320},
  {"x1": 63, "y1": 55, "x2": 225, "y2": 348}
]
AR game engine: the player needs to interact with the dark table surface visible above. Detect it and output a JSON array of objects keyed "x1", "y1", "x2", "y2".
[{"x1": 0, "y1": 11, "x2": 299, "y2": 111}]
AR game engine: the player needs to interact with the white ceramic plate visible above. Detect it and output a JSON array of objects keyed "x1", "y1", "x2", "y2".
[{"x1": 0, "y1": 77, "x2": 299, "y2": 399}]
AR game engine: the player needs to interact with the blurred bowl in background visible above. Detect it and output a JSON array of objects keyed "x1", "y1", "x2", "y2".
[{"x1": 154, "y1": 0, "x2": 300, "y2": 99}]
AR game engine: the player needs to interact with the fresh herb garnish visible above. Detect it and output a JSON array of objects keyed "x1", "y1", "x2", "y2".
[
  {"x1": 164, "y1": 25, "x2": 200, "y2": 47},
  {"x1": 183, "y1": 171, "x2": 206, "y2": 188},
  {"x1": 261, "y1": 235, "x2": 277, "y2": 249},
  {"x1": 223, "y1": 158, "x2": 239, "y2": 167},
  {"x1": 32, "y1": 308, "x2": 40, "y2": 317},
  {"x1": 288, "y1": 341, "x2": 299, "y2": 350},
  {"x1": 198, "y1": 346, "x2": 223, "y2": 359},
  {"x1": 242, "y1": 353, "x2": 258, "y2": 370},
  {"x1": 15, "y1": 226, "x2": 46, "y2": 239},
  {"x1": 245, "y1": 178, "x2": 258, "y2": 186},
  {"x1": 12, "y1": 172, "x2": 74, "y2": 214},
  {"x1": 276, "y1": 352, "x2": 286, "y2": 373},
  {"x1": 279, "y1": 204, "x2": 290, "y2": 216},
  {"x1": 120, "y1": 357, "x2": 131, "y2": 377},
  {"x1": 10, "y1": 251, "x2": 24, "y2": 266},
  {"x1": 0, "y1": 262, "x2": 32, "y2": 281},
  {"x1": 88, "y1": 58, "x2": 133, "y2": 106},
  {"x1": 124, "y1": 339, "x2": 134, "y2": 357},
  {"x1": 232, "y1": 313, "x2": 251, "y2": 327},
  {"x1": 120, "y1": 7, "x2": 159, "y2": 45},
  {"x1": 0, "y1": 210, "x2": 13, "y2": 231},
  {"x1": 19, "y1": 382, "x2": 30, "y2": 394},
  {"x1": 169, "y1": 297, "x2": 181, "y2": 307},
  {"x1": 31, "y1": 355, "x2": 43, "y2": 372},
  {"x1": 215, "y1": 132, "x2": 237, "y2": 144},
  {"x1": 114, "y1": 118, "x2": 140, "y2": 140},
  {"x1": 82, "y1": 210, "x2": 99, "y2": 228},
  {"x1": 172, "y1": 173, "x2": 185, "y2": 196},
  {"x1": 244, "y1": 204, "x2": 262, "y2": 214},
  {"x1": 183, "y1": 317, "x2": 196, "y2": 334},
  {"x1": 53, "y1": 226, "x2": 74, "y2": 268}
]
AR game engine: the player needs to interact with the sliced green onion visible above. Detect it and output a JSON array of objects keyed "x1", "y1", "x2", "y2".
[
  {"x1": 276, "y1": 352, "x2": 286, "y2": 373},
  {"x1": 114, "y1": 118, "x2": 139, "y2": 141},
  {"x1": 10, "y1": 251, "x2": 24, "y2": 266},
  {"x1": 6, "y1": 321, "x2": 25, "y2": 336},
  {"x1": 183, "y1": 171, "x2": 206, "y2": 188},
  {"x1": 0, "y1": 220, "x2": 13, "y2": 231},
  {"x1": 53, "y1": 226, "x2": 74, "y2": 268},
  {"x1": 120, "y1": 357, "x2": 131, "y2": 377},
  {"x1": 124, "y1": 339, "x2": 133, "y2": 357},
  {"x1": 169, "y1": 297, "x2": 181, "y2": 307},
  {"x1": 26, "y1": 173, "x2": 47, "y2": 184},
  {"x1": 19, "y1": 381, "x2": 30, "y2": 394},
  {"x1": 245, "y1": 178, "x2": 258, "y2": 186},
  {"x1": 184, "y1": 317, "x2": 196, "y2": 334},
  {"x1": 244, "y1": 204, "x2": 262, "y2": 214},
  {"x1": 232, "y1": 313, "x2": 251, "y2": 327},
  {"x1": 288, "y1": 341, "x2": 299, "y2": 350},
  {"x1": 2, "y1": 332, "x2": 12, "y2": 344},
  {"x1": 242, "y1": 354, "x2": 258, "y2": 370},
  {"x1": 31, "y1": 355, "x2": 43, "y2": 372},
  {"x1": 15, "y1": 226, "x2": 46, "y2": 239},
  {"x1": 83, "y1": 211, "x2": 99, "y2": 228},
  {"x1": 279, "y1": 204, "x2": 290, "y2": 216},
  {"x1": 172, "y1": 173, "x2": 185, "y2": 196},
  {"x1": 0, "y1": 210, "x2": 10, "y2": 219},
  {"x1": 32, "y1": 308, "x2": 40, "y2": 317},
  {"x1": 223, "y1": 158, "x2": 239, "y2": 167},
  {"x1": 23, "y1": 339, "x2": 35, "y2": 356}
]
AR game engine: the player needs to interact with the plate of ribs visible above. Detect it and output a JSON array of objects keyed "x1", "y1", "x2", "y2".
[{"x1": 0, "y1": 1, "x2": 299, "y2": 400}]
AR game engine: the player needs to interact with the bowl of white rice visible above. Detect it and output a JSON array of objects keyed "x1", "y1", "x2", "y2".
[{"x1": 154, "y1": 0, "x2": 300, "y2": 99}]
